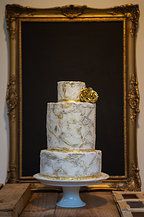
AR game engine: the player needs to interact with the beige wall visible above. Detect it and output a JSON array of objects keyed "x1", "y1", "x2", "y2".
[{"x1": 0, "y1": 0, "x2": 144, "y2": 189}]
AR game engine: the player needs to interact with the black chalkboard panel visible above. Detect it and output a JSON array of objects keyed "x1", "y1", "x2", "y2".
[{"x1": 21, "y1": 21, "x2": 124, "y2": 177}]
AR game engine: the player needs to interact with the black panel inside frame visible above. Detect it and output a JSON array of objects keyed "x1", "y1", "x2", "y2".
[{"x1": 21, "y1": 21, "x2": 124, "y2": 177}]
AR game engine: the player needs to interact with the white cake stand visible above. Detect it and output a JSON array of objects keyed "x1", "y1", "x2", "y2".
[{"x1": 34, "y1": 172, "x2": 109, "y2": 208}]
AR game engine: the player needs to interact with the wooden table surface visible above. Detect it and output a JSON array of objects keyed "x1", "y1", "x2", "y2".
[{"x1": 20, "y1": 191, "x2": 120, "y2": 217}]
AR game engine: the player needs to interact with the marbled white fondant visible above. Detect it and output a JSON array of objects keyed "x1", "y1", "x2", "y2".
[
  {"x1": 47, "y1": 102, "x2": 96, "y2": 150},
  {"x1": 40, "y1": 150, "x2": 101, "y2": 178},
  {"x1": 58, "y1": 81, "x2": 85, "y2": 102}
]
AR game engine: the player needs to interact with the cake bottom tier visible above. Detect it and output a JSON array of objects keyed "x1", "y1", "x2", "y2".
[{"x1": 40, "y1": 149, "x2": 101, "y2": 179}]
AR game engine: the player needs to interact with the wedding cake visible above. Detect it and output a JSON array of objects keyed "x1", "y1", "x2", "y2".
[{"x1": 40, "y1": 81, "x2": 102, "y2": 179}]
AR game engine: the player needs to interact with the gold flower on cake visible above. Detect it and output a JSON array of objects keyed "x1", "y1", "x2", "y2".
[{"x1": 80, "y1": 87, "x2": 98, "y2": 103}]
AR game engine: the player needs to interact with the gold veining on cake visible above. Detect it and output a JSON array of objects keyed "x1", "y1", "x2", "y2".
[
  {"x1": 80, "y1": 87, "x2": 98, "y2": 103},
  {"x1": 40, "y1": 149, "x2": 101, "y2": 178},
  {"x1": 47, "y1": 102, "x2": 96, "y2": 149},
  {"x1": 57, "y1": 114, "x2": 63, "y2": 119}
]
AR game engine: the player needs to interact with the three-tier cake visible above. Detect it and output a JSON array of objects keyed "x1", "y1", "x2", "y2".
[{"x1": 40, "y1": 81, "x2": 102, "y2": 179}]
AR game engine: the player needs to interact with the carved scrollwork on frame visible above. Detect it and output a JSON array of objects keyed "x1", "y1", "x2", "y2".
[
  {"x1": 8, "y1": 163, "x2": 17, "y2": 183},
  {"x1": 6, "y1": 4, "x2": 34, "y2": 17},
  {"x1": 112, "y1": 4, "x2": 140, "y2": 36},
  {"x1": 6, "y1": 75, "x2": 18, "y2": 120},
  {"x1": 128, "y1": 73, "x2": 140, "y2": 121},
  {"x1": 6, "y1": 4, "x2": 34, "y2": 40},
  {"x1": 60, "y1": 5, "x2": 86, "y2": 19},
  {"x1": 106, "y1": 163, "x2": 141, "y2": 191},
  {"x1": 126, "y1": 163, "x2": 141, "y2": 191},
  {"x1": 6, "y1": 17, "x2": 16, "y2": 40},
  {"x1": 107, "y1": 163, "x2": 141, "y2": 191}
]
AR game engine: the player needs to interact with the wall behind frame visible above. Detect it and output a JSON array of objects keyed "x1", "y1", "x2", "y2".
[{"x1": 0, "y1": 0, "x2": 144, "y2": 189}]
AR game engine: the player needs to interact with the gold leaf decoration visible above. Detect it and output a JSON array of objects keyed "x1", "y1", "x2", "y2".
[
  {"x1": 40, "y1": 172, "x2": 104, "y2": 181},
  {"x1": 80, "y1": 87, "x2": 98, "y2": 103},
  {"x1": 128, "y1": 73, "x2": 140, "y2": 121}
]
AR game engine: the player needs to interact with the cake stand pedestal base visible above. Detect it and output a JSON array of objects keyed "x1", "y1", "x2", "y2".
[
  {"x1": 34, "y1": 172, "x2": 109, "y2": 208},
  {"x1": 57, "y1": 186, "x2": 85, "y2": 208}
]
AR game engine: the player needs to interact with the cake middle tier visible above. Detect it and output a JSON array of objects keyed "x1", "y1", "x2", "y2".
[
  {"x1": 40, "y1": 149, "x2": 101, "y2": 179},
  {"x1": 47, "y1": 102, "x2": 96, "y2": 150}
]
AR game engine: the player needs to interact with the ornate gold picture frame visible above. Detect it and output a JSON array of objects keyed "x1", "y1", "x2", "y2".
[{"x1": 6, "y1": 4, "x2": 140, "y2": 190}]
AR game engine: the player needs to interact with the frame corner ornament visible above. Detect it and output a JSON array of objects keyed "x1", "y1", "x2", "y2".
[
  {"x1": 8, "y1": 163, "x2": 18, "y2": 183},
  {"x1": 6, "y1": 75, "x2": 18, "y2": 120},
  {"x1": 128, "y1": 73, "x2": 140, "y2": 121},
  {"x1": 60, "y1": 5, "x2": 87, "y2": 19},
  {"x1": 126, "y1": 163, "x2": 141, "y2": 191},
  {"x1": 6, "y1": 4, "x2": 34, "y2": 39},
  {"x1": 113, "y1": 4, "x2": 140, "y2": 36},
  {"x1": 6, "y1": 4, "x2": 34, "y2": 17}
]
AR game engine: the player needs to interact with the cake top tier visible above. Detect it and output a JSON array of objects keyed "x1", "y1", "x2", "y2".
[{"x1": 58, "y1": 81, "x2": 86, "y2": 102}]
